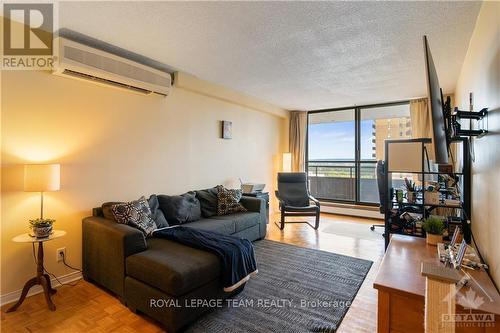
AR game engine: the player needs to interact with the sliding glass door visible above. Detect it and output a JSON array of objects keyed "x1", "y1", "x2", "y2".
[
  {"x1": 358, "y1": 103, "x2": 412, "y2": 203},
  {"x1": 307, "y1": 109, "x2": 356, "y2": 202},
  {"x1": 307, "y1": 102, "x2": 411, "y2": 205}
]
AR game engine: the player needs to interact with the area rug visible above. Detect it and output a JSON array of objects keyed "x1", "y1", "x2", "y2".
[{"x1": 186, "y1": 240, "x2": 372, "y2": 333}]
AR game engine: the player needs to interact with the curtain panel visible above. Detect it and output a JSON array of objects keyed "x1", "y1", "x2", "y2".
[
  {"x1": 410, "y1": 98, "x2": 436, "y2": 160},
  {"x1": 289, "y1": 111, "x2": 307, "y2": 172}
]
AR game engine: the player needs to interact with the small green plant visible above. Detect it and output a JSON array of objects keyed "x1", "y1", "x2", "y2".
[
  {"x1": 29, "y1": 218, "x2": 55, "y2": 228},
  {"x1": 422, "y1": 216, "x2": 444, "y2": 235}
]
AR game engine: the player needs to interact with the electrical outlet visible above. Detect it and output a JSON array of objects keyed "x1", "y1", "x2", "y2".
[{"x1": 56, "y1": 247, "x2": 66, "y2": 262}]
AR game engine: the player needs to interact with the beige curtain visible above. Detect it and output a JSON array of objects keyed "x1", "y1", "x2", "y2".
[
  {"x1": 289, "y1": 111, "x2": 307, "y2": 172},
  {"x1": 410, "y1": 98, "x2": 435, "y2": 160}
]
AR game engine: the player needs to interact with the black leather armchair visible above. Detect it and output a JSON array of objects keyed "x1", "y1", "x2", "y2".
[{"x1": 275, "y1": 172, "x2": 320, "y2": 230}]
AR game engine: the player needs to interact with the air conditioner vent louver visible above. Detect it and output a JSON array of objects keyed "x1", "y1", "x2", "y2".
[
  {"x1": 53, "y1": 38, "x2": 171, "y2": 96},
  {"x1": 62, "y1": 69, "x2": 152, "y2": 94}
]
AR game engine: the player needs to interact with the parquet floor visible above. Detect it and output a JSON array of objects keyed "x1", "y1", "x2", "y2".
[{"x1": 1, "y1": 213, "x2": 385, "y2": 333}]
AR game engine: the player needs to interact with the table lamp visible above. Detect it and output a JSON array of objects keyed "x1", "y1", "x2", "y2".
[{"x1": 24, "y1": 164, "x2": 60, "y2": 219}]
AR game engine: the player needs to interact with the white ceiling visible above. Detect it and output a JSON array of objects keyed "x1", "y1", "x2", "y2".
[{"x1": 59, "y1": 1, "x2": 481, "y2": 111}]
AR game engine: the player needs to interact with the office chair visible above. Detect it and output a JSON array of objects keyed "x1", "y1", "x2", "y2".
[{"x1": 275, "y1": 172, "x2": 320, "y2": 230}]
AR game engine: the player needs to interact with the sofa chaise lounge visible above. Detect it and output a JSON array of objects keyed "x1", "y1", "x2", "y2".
[{"x1": 82, "y1": 190, "x2": 267, "y2": 332}]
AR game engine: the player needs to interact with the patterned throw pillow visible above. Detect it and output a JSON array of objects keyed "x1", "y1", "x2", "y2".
[
  {"x1": 111, "y1": 196, "x2": 157, "y2": 236},
  {"x1": 216, "y1": 185, "x2": 247, "y2": 216}
]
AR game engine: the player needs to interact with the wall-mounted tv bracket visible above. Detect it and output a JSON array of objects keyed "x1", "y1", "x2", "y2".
[
  {"x1": 442, "y1": 94, "x2": 488, "y2": 139},
  {"x1": 451, "y1": 107, "x2": 488, "y2": 138},
  {"x1": 454, "y1": 108, "x2": 488, "y2": 120}
]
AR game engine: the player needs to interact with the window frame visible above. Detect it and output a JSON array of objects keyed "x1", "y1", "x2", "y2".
[{"x1": 306, "y1": 100, "x2": 410, "y2": 206}]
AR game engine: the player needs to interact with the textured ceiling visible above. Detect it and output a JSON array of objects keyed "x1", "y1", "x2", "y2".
[{"x1": 59, "y1": 1, "x2": 481, "y2": 111}]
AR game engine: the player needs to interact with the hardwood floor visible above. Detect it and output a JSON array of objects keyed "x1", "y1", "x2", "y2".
[{"x1": 1, "y1": 213, "x2": 385, "y2": 333}]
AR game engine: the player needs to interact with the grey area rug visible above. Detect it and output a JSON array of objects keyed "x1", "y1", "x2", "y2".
[{"x1": 186, "y1": 240, "x2": 372, "y2": 333}]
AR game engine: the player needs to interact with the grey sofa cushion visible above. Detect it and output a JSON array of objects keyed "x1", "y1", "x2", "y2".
[
  {"x1": 126, "y1": 238, "x2": 220, "y2": 296},
  {"x1": 184, "y1": 219, "x2": 236, "y2": 235},
  {"x1": 210, "y1": 212, "x2": 259, "y2": 233},
  {"x1": 158, "y1": 192, "x2": 202, "y2": 225},
  {"x1": 196, "y1": 187, "x2": 219, "y2": 217},
  {"x1": 148, "y1": 195, "x2": 169, "y2": 228}
]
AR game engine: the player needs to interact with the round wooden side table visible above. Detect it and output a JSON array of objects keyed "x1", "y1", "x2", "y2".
[{"x1": 7, "y1": 230, "x2": 66, "y2": 312}]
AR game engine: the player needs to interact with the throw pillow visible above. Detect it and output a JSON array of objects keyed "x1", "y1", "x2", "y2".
[
  {"x1": 148, "y1": 194, "x2": 169, "y2": 228},
  {"x1": 196, "y1": 187, "x2": 219, "y2": 217},
  {"x1": 111, "y1": 196, "x2": 157, "y2": 236},
  {"x1": 216, "y1": 185, "x2": 247, "y2": 216},
  {"x1": 158, "y1": 191, "x2": 202, "y2": 225},
  {"x1": 102, "y1": 201, "x2": 122, "y2": 221}
]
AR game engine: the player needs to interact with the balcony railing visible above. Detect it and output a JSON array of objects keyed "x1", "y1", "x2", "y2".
[
  {"x1": 307, "y1": 160, "x2": 379, "y2": 203},
  {"x1": 307, "y1": 160, "x2": 408, "y2": 204}
]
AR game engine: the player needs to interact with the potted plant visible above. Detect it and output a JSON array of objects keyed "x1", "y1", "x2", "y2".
[
  {"x1": 29, "y1": 218, "x2": 55, "y2": 238},
  {"x1": 422, "y1": 216, "x2": 444, "y2": 246},
  {"x1": 404, "y1": 178, "x2": 416, "y2": 203}
]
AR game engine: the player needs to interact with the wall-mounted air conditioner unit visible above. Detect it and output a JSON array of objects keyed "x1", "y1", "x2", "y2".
[{"x1": 53, "y1": 37, "x2": 171, "y2": 96}]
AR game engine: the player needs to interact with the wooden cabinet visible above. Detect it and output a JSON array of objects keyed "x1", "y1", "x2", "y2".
[{"x1": 374, "y1": 235, "x2": 500, "y2": 333}]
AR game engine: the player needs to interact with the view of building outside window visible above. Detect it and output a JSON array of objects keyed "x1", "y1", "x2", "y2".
[
  {"x1": 308, "y1": 103, "x2": 411, "y2": 204},
  {"x1": 371, "y1": 117, "x2": 412, "y2": 159}
]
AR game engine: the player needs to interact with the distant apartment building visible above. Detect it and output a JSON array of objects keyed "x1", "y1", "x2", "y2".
[{"x1": 372, "y1": 118, "x2": 412, "y2": 159}]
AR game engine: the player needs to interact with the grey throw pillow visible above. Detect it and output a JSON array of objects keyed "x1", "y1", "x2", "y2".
[
  {"x1": 111, "y1": 197, "x2": 157, "y2": 236},
  {"x1": 158, "y1": 191, "x2": 202, "y2": 225},
  {"x1": 216, "y1": 185, "x2": 247, "y2": 216},
  {"x1": 148, "y1": 194, "x2": 169, "y2": 228},
  {"x1": 196, "y1": 187, "x2": 219, "y2": 217}
]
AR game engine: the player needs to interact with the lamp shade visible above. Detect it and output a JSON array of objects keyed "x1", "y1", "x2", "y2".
[
  {"x1": 282, "y1": 153, "x2": 292, "y2": 172},
  {"x1": 24, "y1": 164, "x2": 60, "y2": 192}
]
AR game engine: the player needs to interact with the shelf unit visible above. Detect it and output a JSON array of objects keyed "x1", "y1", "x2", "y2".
[{"x1": 383, "y1": 138, "x2": 471, "y2": 249}]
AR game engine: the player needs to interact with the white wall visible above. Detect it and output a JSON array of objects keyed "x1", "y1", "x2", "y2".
[
  {"x1": 1, "y1": 69, "x2": 288, "y2": 297},
  {"x1": 454, "y1": 1, "x2": 500, "y2": 287}
]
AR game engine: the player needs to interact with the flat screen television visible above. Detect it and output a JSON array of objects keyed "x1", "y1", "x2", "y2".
[{"x1": 423, "y1": 35, "x2": 449, "y2": 164}]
